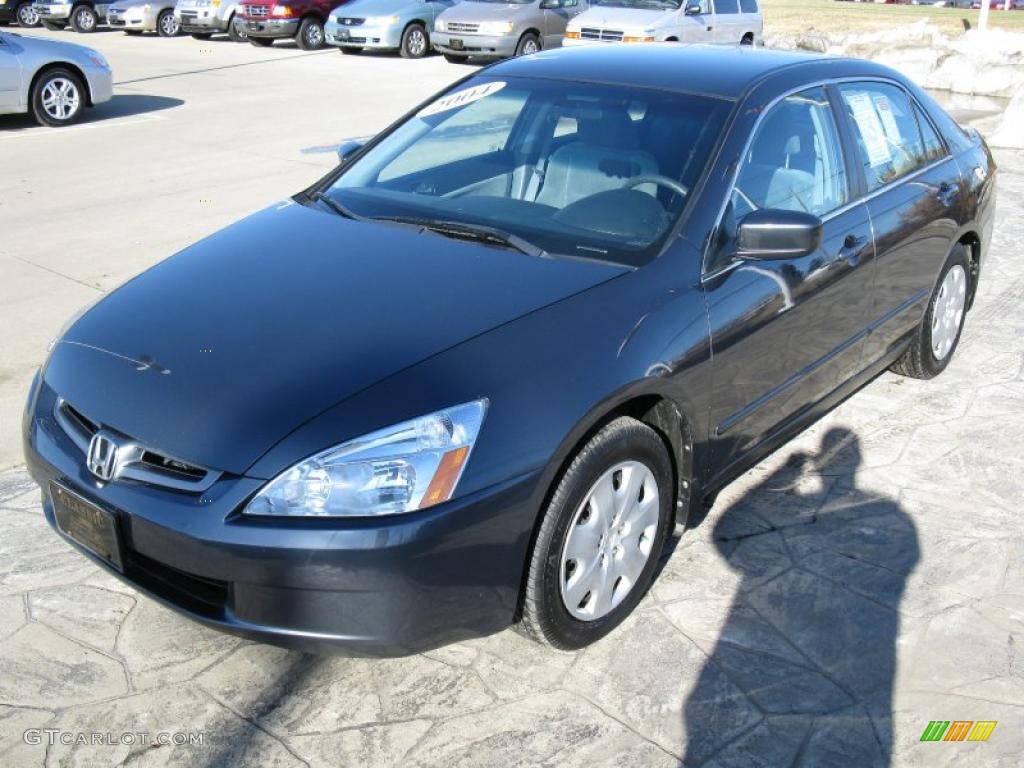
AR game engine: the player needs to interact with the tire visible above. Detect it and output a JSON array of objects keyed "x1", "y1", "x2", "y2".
[
  {"x1": 399, "y1": 22, "x2": 428, "y2": 59},
  {"x1": 442, "y1": 52, "x2": 468, "y2": 64},
  {"x1": 157, "y1": 9, "x2": 179, "y2": 37},
  {"x1": 69, "y1": 4, "x2": 97, "y2": 33},
  {"x1": 340, "y1": 46, "x2": 362, "y2": 54},
  {"x1": 227, "y1": 15, "x2": 247, "y2": 42},
  {"x1": 191, "y1": 32, "x2": 213, "y2": 40},
  {"x1": 890, "y1": 244, "x2": 971, "y2": 380},
  {"x1": 514, "y1": 31, "x2": 539, "y2": 57},
  {"x1": 249, "y1": 35, "x2": 273, "y2": 46},
  {"x1": 41, "y1": 20, "x2": 66, "y2": 30},
  {"x1": 517, "y1": 417, "x2": 674, "y2": 650},
  {"x1": 296, "y1": 16, "x2": 324, "y2": 50},
  {"x1": 741, "y1": 33, "x2": 754, "y2": 45},
  {"x1": 30, "y1": 67, "x2": 86, "y2": 127},
  {"x1": 15, "y1": 1, "x2": 41, "y2": 27}
]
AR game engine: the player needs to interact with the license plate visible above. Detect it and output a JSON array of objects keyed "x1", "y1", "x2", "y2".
[
  {"x1": 247, "y1": 21, "x2": 260, "y2": 30},
  {"x1": 51, "y1": 481, "x2": 123, "y2": 572},
  {"x1": 337, "y1": 29, "x2": 349, "y2": 40},
  {"x1": 450, "y1": 38, "x2": 463, "y2": 50}
]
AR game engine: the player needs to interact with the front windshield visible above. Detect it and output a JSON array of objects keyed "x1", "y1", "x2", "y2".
[
  {"x1": 594, "y1": 0, "x2": 684, "y2": 8},
  {"x1": 318, "y1": 76, "x2": 730, "y2": 267}
]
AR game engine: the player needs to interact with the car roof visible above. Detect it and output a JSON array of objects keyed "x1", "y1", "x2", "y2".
[{"x1": 484, "y1": 44, "x2": 894, "y2": 101}]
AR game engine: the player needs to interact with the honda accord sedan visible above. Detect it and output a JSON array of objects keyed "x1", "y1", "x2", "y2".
[{"x1": 23, "y1": 45, "x2": 996, "y2": 654}]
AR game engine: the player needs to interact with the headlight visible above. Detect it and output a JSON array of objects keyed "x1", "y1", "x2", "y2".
[
  {"x1": 270, "y1": 4, "x2": 292, "y2": 17},
  {"x1": 477, "y1": 21, "x2": 513, "y2": 35},
  {"x1": 364, "y1": 14, "x2": 398, "y2": 25},
  {"x1": 244, "y1": 399, "x2": 488, "y2": 518}
]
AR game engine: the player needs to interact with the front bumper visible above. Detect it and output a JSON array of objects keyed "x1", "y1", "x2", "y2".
[
  {"x1": 431, "y1": 31, "x2": 517, "y2": 58},
  {"x1": 84, "y1": 63, "x2": 113, "y2": 105},
  {"x1": 22, "y1": 377, "x2": 537, "y2": 656},
  {"x1": 176, "y1": 9, "x2": 229, "y2": 33},
  {"x1": 107, "y1": 8, "x2": 159, "y2": 31},
  {"x1": 33, "y1": 2, "x2": 73, "y2": 21},
  {"x1": 325, "y1": 19, "x2": 401, "y2": 49},
  {"x1": 239, "y1": 16, "x2": 298, "y2": 38}
]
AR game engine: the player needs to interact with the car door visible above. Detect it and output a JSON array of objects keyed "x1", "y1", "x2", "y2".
[
  {"x1": 678, "y1": 0, "x2": 713, "y2": 42},
  {"x1": 835, "y1": 81, "x2": 962, "y2": 364},
  {"x1": 703, "y1": 85, "x2": 875, "y2": 470},
  {"x1": 0, "y1": 33, "x2": 23, "y2": 111},
  {"x1": 711, "y1": 0, "x2": 740, "y2": 43}
]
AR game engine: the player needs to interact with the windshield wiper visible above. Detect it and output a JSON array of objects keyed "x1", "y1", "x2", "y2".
[
  {"x1": 313, "y1": 192, "x2": 366, "y2": 221},
  {"x1": 372, "y1": 216, "x2": 547, "y2": 258}
]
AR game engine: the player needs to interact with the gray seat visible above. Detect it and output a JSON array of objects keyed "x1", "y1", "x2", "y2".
[{"x1": 534, "y1": 108, "x2": 659, "y2": 209}]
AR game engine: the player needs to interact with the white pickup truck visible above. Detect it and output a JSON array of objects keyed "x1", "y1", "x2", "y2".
[{"x1": 563, "y1": 0, "x2": 762, "y2": 47}]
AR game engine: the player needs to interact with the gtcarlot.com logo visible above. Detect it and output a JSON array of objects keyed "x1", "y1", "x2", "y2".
[
  {"x1": 23, "y1": 730, "x2": 204, "y2": 747},
  {"x1": 920, "y1": 721, "x2": 997, "y2": 743}
]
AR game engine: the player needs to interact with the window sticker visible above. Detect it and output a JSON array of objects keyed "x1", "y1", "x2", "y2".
[
  {"x1": 872, "y1": 94, "x2": 902, "y2": 146},
  {"x1": 417, "y1": 82, "x2": 507, "y2": 118},
  {"x1": 846, "y1": 91, "x2": 891, "y2": 167}
]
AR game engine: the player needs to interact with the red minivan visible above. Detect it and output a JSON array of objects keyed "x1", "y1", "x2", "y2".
[{"x1": 237, "y1": 0, "x2": 347, "y2": 49}]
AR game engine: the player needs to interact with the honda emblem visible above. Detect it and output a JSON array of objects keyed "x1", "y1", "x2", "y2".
[{"x1": 86, "y1": 432, "x2": 120, "y2": 482}]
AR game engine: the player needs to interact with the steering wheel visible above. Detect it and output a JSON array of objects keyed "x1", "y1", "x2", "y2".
[{"x1": 624, "y1": 175, "x2": 689, "y2": 199}]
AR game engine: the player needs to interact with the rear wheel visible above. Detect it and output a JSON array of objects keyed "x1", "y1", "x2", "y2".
[
  {"x1": 741, "y1": 32, "x2": 754, "y2": 45},
  {"x1": 517, "y1": 417, "x2": 674, "y2": 649},
  {"x1": 15, "y1": 1, "x2": 41, "y2": 27},
  {"x1": 399, "y1": 22, "x2": 428, "y2": 58},
  {"x1": 227, "y1": 15, "x2": 247, "y2": 42},
  {"x1": 442, "y1": 52, "x2": 467, "y2": 63},
  {"x1": 296, "y1": 16, "x2": 324, "y2": 50},
  {"x1": 31, "y1": 67, "x2": 86, "y2": 127},
  {"x1": 249, "y1": 35, "x2": 273, "y2": 46},
  {"x1": 69, "y1": 4, "x2": 97, "y2": 33},
  {"x1": 514, "y1": 31, "x2": 539, "y2": 56},
  {"x1": 890, "y1": 244, "x2": 971, "y2": 380},
  {"x1": 157, "y1": 9, "x2": 179, "y2": 37}
]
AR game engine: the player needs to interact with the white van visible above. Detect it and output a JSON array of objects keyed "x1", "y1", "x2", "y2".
[{"x1": 563, "y1": 0, "x2": 762, "y2": 47}]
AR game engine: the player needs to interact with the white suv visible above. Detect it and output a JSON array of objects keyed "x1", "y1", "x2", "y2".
[{"x1": 564, "y1": 0, "x2": 761, "y2": 47}]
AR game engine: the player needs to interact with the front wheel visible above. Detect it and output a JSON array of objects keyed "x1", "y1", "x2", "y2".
[
  {"x1": 227, "y1": 16, "x2": 247, "y2": 42},
  {"x1": 515, "y1": 31, "x2": 539, "y2": 57},
  {"x1": 296, "y1": 17, "x2": 324, "y2": 50},
  {"x1": 31, "y1": 67, "x2": 86, "y2": 127},
  {"x1": 69, "y1": 4, "x2": 97, "y2": 33},
  {"x1": 399, "y1": 22, "x2": 428, "y2": 59},
  {"x1": 890, "y1": 244, "x2": 971, "y2": 380},
  {"x1": 516, "y1": 417, "x2": 674, "y2": 650},
  {"x1": 15, "y1": 1, "x2": 41, "y2": 27},
  {"x1": 157, "y1": 9, "x2": 179, "y2": 37},
  {"x1": 249, "y1": 35, "x2": 273, "y2": 46}
]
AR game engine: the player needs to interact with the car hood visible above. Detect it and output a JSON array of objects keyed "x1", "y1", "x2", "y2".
[
  {"x1": 45, "y1": 201, "x2": 627, "y2": 476},
  {"x1": 4, "y1": 32, "x2": 97, "y2": 60},
  {"x1": 439, "y1": 2, "x2": 537, "y2": 22},
  {"x1": 570, "y1": 7, "x2": 675, "y2": 30},
  {"x1": 332, "y1": 0, "x2": 416, "y2": 17},
  {"x1": 109, "y1": 0, "x2": 154, "y2": 9}
]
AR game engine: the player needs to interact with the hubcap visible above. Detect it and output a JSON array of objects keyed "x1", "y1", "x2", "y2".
[
  {"x1": 76, "y1": 9, "x2": 94, "y2": 29},
  {"x1": 559, "y1": 461, "x2": 659, "y2": 621},
  {"x1": 161, "y1": 14, "x2": 178, "y2": 35},
  {"x1": 930, "y1": 264, "x2": 967, "y2": 361},
  {"x1": 41, "y1": 78, "x2": 80, "y2": 121},
  {"x1": 18, "y1": 4, "x2": 39, "y2": 24},
  {"x1": 307, "y1": 24, "x2": 322, "y2": 45},
  {"x1": 408, "y1": 29, "x2": 426, "y2": 55},
  {"x1": 522, "y1": 39, "x2": 538, "y2": 55}
]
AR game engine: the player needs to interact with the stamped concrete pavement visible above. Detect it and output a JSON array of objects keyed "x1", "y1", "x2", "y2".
[{"x1": 1, "y1": 108, "x2": 1022, "y2": 768}]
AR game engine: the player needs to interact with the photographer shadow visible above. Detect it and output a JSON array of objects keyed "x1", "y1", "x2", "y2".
[{"x1": 682, "y1": 427, "x2": 919, "y2": 767}]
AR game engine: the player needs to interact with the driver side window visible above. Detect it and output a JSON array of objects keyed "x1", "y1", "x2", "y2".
[{"x1": 732, "y1": 86, "x2": 849, "y2": 220}]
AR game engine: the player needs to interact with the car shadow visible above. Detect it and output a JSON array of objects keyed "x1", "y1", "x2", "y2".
[
  {"x1": 680, "y1": 427, "x2": 919, "y2": 766},
  {"x1": 0, "y1": 93, "x2": 183, "y2": 130}
]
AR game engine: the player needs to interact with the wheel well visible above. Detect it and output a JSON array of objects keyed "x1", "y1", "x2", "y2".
[
  {"x1": 29, "y1": 62, "x2": 92, "y2": 107},
  {"x1": 301, "y1": 13, "x2": 324, "y2": 24},
  {"x1": 513, "y1": 395, "x2": 694, "y2": 621},
  {"x1": 521, "y1": 28, "x2": 540, "y2": 40},
  {"x1": 958, "y1": 231, "x2": 982, "y2": 308},
  {"x1": 741, "y1": 32, "x2": 754, "y2": 44},
  {"x1": 665, "y1": 37, "x2": 678, "y2": 42}
]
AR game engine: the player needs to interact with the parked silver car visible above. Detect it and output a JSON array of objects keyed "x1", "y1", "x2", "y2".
[
  {"x1": 107, "y1": 0, "x2": 180, "y2": 35},
  {"x1": 325, "y1": 0, "x2": 455, "y2": 58},
  {"x1": 175, "y1": 0, "x2": 246, "y2": 41},
  {"x1": 0, "y1": 28, "x2": 112, "y2": 125},
  {"x1": 432, "y1": 0, "x2": 588, "y2": 62}
]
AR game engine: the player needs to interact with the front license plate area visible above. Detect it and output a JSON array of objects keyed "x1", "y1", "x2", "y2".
[
  {"x1": 450, "y1": 38, "x2": 463, "y2": 50},
  {"x1": 51, "y1": 481, "x2": 123, "y2": 572}
]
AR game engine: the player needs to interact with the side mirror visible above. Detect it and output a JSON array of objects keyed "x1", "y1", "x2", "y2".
[
  {"x1": 336, "y1": 139, "x2": 365, "y2": 165},
  {"x1": 736, "y1": 209, "x2": 823, "y2": 260},
  {"x1": 540, "y1": 0, "x2": 563, "y2": 8},
  {"x1": 684, "y1": 2, "x2": 702, "y2": 15}
]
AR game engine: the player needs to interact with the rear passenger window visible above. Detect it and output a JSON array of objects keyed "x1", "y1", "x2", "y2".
[
  {"x1": 715, "y1": 0, "x2": 739, "y2": 13},
  {"x1": 839, "y1": 83, "x2": 941, "y2": 192},
  {"x1": 732, "y1": 86, "x2": 849, "y2": 218},
  {"x1": 740, "y1": 0, "x2": 758, "y2": 12},
  {"x1": 915, "y1": 104, "x2": 947, "y2": 164}
]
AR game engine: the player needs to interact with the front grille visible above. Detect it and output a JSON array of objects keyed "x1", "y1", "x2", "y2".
[
  {"x1": 180, "y1": 11, "x2": 198, "y2": 20},
  {"x1": 124, "y1": 549, "x2": 229, "y2": 618},
  {"x1": 54, "y1": 398, "x2": 222, "y2": 493},
  {"x1": 336, "y1": 16, "x2": 363, "y2": 26},
  {"x1": 580, "y1": 27, "x2": 623, "y2": 42},
  {"x1": 243, "y1": 4, "x2": 268, "y2": 17},
  {"x1": 445, "y1": 22, "x2": 480, "y2": 34}
]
